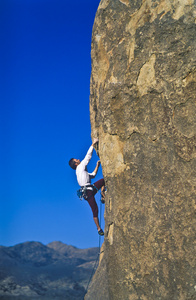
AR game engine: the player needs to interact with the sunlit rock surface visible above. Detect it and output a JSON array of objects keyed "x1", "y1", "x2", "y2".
[{"x1": 86, "y1": 0, "x2": 196, "y2": 299}]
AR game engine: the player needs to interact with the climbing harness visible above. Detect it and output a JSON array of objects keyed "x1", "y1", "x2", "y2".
[{"x1": 77, "y1": 184, "x2": 99, "y2": 200}]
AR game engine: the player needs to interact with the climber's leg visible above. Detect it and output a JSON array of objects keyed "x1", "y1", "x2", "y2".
[
  {"x1": 94, "y1": 178, "x2": 105, "y2": 191},
  {"x1": 86, "y1": 191, "x2": 103, "y2": 233},
  {"x1": 93, "y1": 217, "x2": 101, "y2": 232}
]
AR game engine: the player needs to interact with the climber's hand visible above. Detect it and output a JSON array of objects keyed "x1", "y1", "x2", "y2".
[{"x1": 92, "y1": 138, "x2": 99, "y2": 146}]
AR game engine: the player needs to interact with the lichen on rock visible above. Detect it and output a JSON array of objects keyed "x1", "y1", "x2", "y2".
[{"x1": 86, "y1": 0, "x2": 196, "y2": 299}]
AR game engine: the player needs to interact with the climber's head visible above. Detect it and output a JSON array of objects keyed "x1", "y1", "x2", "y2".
[{"x1": 69, "y1": 158, "x2": 80, "y2": 170}]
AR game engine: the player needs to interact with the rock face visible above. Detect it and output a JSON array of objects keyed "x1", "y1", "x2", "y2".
[{"x1": 86, "y1": 0, "x2": 196, "y2": 299}]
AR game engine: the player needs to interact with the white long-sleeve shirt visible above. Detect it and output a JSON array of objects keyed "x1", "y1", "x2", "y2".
[{"x1": 76, "y1": 146, "x2": 96, "y2": 187}]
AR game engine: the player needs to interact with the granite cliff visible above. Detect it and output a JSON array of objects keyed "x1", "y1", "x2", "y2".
[{"x1": 86, "y1": 0, "x2": 196, "y2": 299}]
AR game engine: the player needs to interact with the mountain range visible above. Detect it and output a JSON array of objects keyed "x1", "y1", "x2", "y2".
[{"x1": 0, "y1": 241, "x2": 99, "y2": 299}]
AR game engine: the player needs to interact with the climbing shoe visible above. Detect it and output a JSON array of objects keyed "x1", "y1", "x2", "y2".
[
  {"x1": 101, "y1": 197, "x2": 105, "y2": 204},
  {"x1": 101, "y1": 192, "x2": 105, "y2": 204},
  {"x1": 98, "y1": 229, "x2": 104, "y2": 236}
]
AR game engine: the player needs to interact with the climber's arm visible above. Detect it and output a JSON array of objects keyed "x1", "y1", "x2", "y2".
[
  {"x1": 89, "y1": 160, "x2": 101, "y2": 178},
  {"x1": 95, "y1": 160, "x2": 101, "y2": 175},
  {"x1": 80, "y1": 138, "x2": 99, "y2": 168}
]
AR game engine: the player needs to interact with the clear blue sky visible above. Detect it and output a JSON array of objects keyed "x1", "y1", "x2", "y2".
[{"x1": 0, "y1": 0, "x2": 104, "y2": 249}]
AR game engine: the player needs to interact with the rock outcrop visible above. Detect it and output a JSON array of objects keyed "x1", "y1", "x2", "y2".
[{"x1": 86, "y1": 0, "x2": 196, "y2": 299}]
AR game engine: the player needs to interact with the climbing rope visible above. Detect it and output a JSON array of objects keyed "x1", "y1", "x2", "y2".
[
  {"x1": 99, "y1": 196, "x2": 102, "y2": 250},
  {"x1": 85, "y1": 192, "x2": 103, "y2": 292}
]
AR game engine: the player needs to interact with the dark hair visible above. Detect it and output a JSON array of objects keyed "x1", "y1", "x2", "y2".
[{"x1": 69, "y1": 158, "x2": 76, "y2": 170}]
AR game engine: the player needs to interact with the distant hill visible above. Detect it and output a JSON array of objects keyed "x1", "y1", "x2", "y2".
[{"x1": 0, "y1": 241, "x2": 99, "y2": 299}]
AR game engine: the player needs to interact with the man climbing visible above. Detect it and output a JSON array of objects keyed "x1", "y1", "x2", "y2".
[{"x1": 69, "y1": 138, "x2": 105, "y2": 236}]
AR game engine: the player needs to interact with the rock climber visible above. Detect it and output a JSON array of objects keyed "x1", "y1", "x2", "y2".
[{"x1": 69, "y1": 138, "x2": 105, "y2": 236}]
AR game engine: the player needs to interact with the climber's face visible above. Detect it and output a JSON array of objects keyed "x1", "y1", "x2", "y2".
[{"x1": 73, "y1": 159, "x2": 80, "y2": 167}]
